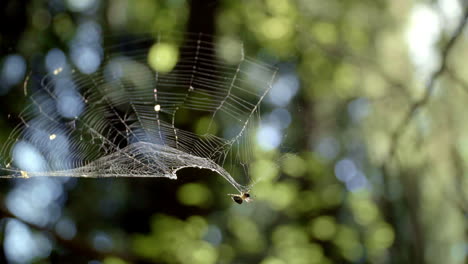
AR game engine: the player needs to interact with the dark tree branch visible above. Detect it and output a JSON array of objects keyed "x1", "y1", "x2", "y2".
[
  {"x1": 446, "y1": 67, "x2": 468, "y2": 95},
  {"x1": 449, "y1": 146, "x2": 468, "y2": 214},
  {"x1": 385, "y1": 8, "x2": 468, "y2": 164},
  {"x1": 378, "y1": 7, "x2": 468, "y2": 263}
]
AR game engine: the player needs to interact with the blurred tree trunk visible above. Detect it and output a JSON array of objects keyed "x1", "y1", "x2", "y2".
[{"x1": 187, "y1": 0, "x2": 217, "y2": 35}]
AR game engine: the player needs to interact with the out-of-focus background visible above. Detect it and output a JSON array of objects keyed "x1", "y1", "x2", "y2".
[{"x1": 0, "y1": 0, "x2": 467, "y2": 263}]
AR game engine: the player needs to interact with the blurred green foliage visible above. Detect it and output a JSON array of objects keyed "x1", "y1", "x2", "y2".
[
  {"x1": 133, "y1": 215, "x2": 216, "y2": 264},
  {"x1": 0, "y1": 0, "x2": 467, "y2": 264}
]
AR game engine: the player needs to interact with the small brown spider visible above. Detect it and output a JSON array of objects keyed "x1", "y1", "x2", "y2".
[{"x1": 228, "y1": 192, "x2": 252, "y2": 204}]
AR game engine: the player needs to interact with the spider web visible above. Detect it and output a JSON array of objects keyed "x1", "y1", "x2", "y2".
[{"x1": 0, "y1": 32, "x2": 277, "y2": 193}]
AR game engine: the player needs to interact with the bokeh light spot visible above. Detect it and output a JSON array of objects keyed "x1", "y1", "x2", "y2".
[
  {"x1": 282, "y1": 154, "x2": 306, "y2": 177},
  {"x1": 256, "y1": 124, "x2": 282, "y2": 150},
  {"x1": 177, "y1": 183, "x2": 212, "y2": 207},
  {"x1": 251, "y1": 159, "x2": 279, "y2": 182},
  {"x1": 261, "y1": 17, "x2": 291, "y2": 40},
  {"x1": 310, "y1": 216, "x2": 336, "y2": 241},
  {"x1": 1, "y1": 54, "x2": 26, "y2": 94},
  {"x1": 148, "y1": 43, "x2": 179, "y2": 73}
]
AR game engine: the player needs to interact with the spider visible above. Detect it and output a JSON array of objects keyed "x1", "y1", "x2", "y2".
[{"x1": 228, "y1": 191, "x2": 252, "y2": 204}]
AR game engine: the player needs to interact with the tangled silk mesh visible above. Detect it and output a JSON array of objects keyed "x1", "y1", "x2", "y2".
[{"x1": 0, "y1": 33, "x2": 277, "y2": 193}]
